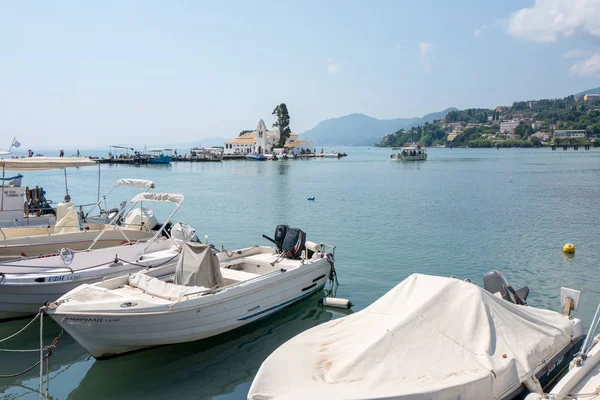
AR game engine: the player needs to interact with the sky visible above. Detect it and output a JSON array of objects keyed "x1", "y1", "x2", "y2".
[{"x1": 1, "y1": 0, "x2": 600, "y2": 148}]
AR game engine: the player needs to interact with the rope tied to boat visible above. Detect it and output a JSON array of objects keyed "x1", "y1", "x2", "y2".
[{"x1": 325, "y1": 253, "x2": 339, "y2": 297}]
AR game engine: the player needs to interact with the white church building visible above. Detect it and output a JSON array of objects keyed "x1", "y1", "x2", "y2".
[{"x1": 224, "y1": 119, "x2": 314, "y2": 156}]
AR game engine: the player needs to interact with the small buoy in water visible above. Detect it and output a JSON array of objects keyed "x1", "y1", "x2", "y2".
[
  {"x1": 322, "y1": 297, "x2": 352, "y2": 309},
  {"x1": 563, "y1": 243, "x2": 575, "y2": 253},
  {"x1": 307, "y1": 196, "x2": 315, "y2": 201}
]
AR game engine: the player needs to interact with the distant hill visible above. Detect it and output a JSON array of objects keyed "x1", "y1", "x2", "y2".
[
  {"x1": 302, "y1": 108, "x2": 457, "y2": 146},
  {"x1": 575, "y1": 86, "x2": 600, "y2": 97}
]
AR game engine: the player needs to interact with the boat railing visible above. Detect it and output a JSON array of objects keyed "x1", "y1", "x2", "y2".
[
  {"x1": 579, "y1": 301, "x2": 600, "y2": 361},
  {"x1": 320, "y1": 243, "x2": 336, "y2": 258}
]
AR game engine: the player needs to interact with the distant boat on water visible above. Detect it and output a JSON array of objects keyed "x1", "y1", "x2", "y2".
[{"x1": 145, "y1": 149, "x2": 173, "y2": 164}]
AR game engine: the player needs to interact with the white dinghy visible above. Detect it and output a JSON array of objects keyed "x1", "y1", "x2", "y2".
[
  {"x1": 46, "y1": 226, "x2": 337, "y2": 359},
  {"x1": 249, "y1": 272, "x2": 585, "y2": 400},
  {"x1": 0, "y1": 192, "x2": 189, "y2": 320},
  {"x1": 0, "y1": 179, "x2": 159, "y2": 260}
]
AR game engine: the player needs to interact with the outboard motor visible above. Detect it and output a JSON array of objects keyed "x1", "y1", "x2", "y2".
[
  {"x1": 282, "y1": 227, "x2": 306, "y2": 259},
  {"x1": 483, "y1": 270, "x2": 529, "y2": 305},
  {"x1": 263, "y1": 224, "x2": 289, "y2": 252}
]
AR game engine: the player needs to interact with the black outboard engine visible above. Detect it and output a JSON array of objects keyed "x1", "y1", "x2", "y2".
[
  {"x1": 483, "y1": 270, "x2": 529, "y2": 305},
  {"x1": 282, "y1": 227, "x2": 306, "y2": 259},
  {"x1": 263, "y1": 224, "x2": 289, "y2": 252}
]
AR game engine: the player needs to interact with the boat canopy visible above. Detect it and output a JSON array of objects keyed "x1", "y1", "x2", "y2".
[
  {"x1": 114, "y1": 179, "x2": 155, "y2": 189},
  {"x1": 0, "y1": 157, "x2": 97, "y2": 171},
  {"x1": 249, "y1": 273, "x2": 574, "y2": 400},
  {"x1": 129, "y1": 192, "x2": 184, "y2": 205}
]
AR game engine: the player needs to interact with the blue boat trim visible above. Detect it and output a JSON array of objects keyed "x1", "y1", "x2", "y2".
[{"x1": 238, "y1": 284, "x2": 325, "y2": 321}]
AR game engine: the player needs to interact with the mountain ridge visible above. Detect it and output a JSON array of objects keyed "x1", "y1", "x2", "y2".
[{"x1": 302, "y1": 108, "x2": 457, "y2": 146}]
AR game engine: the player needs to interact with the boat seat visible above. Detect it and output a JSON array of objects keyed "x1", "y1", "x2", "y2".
[
  {"x1": 220, "y1": 268, "x2": 260, "y2": 282},
  {"x1": 128, "y1": 273, "x2": 208, "y2": 300}
]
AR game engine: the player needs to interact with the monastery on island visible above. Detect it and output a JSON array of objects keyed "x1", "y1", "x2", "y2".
[{"x1": 224, "y1": 120, "x2": 314, "y2": 156}]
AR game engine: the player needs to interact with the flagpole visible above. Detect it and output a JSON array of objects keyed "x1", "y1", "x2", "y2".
[{"x1": 7, "y1": 137, "x2": 15, "y2": 153}]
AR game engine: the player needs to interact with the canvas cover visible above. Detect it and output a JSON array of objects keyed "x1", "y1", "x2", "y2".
[
  {"x1": 248, "y1": 274, "x2": 574, "y2": 400},
  {"x1": 0, "y1": 157, "x2": 97, "y2": 171},
  {"x1": 114, "y1": 179, "x2": 155, "y2": 189},
  {"x1": 174, "y1": 242, "x2": 224, "y2": 289},
  {"x1": 129, "y1": 192, "x2": 183, "y2": 205},
  {"x1": 123, "y1": 206, "x2": 158, "y2": 231},
  {"x1": 128, "y1": 273, "x2": 208, "y2": 300},
  {"x1": 54, "y1": 201, "x2": 80, "y2": 234},
  {"x1": 171, "y1": 222, "x2": 199, "y2": 246}
]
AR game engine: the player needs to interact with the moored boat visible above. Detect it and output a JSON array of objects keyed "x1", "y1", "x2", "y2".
[
  {"x1": 45, "y1": 226, "x2": 337, "y2": 359},
  {"x1": 245, "y1": 153, "x2": 267, "y2": 161},
  {"x1": 248, "y1": 271, "x2": 584, "y2": 400},
  {"x1": 391, "y1": 144, "x2": 427, "y2": 161},
  {"x1": 0, "y1": 192, "x2": 191, "y2": 320},
  {"x1": 535, "y1": 300, "x2": 600, "y2": 400},
  {"x1": 0, "y1": 178, "x2": 158, "y2": 260}
]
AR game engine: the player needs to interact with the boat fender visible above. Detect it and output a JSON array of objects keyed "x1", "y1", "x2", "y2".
[
  {"x1": 322, "y1": 297, "x2": 353, "y2": 309},
  {"x1": 305, "y1": 241, "x2": 320, "y2": 254}
]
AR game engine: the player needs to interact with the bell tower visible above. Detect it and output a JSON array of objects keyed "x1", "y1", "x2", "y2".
[{"x1": 255, "y1": 119, "x2": 267, "y2": 154}]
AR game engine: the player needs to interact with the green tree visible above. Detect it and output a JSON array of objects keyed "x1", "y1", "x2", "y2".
[
  {"x1": 514, "y1": 122, "x2": 534, "y2": 137},
  {"x1": 272, "y1": 103, "x2": 291, "y2": 147}
]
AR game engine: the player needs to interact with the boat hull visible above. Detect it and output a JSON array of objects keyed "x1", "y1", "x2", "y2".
[
  {"x1": 0, "y1": 241, "x2": 178, "y2": 320},
  {"x1": 49, "y1": 261, "x2": 330, "y2": 358},
  {"x1": 0, "y1": 229, "x2": 155, "y2": 260},
  {"x1": 245, "y1": 153, "x2": 267, "y2": 161},
  {"x1": 392, "y1": 154, "x2": 427, "y2": 161}
]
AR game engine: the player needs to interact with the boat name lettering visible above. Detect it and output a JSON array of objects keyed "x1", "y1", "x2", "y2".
[
  {"x1": 247, "y1": 305, "x2": 260, "y2": 312},
  {"x1": 546, "y1": 355, "x2": 564, "y2": 376},
  {"x1": 63, "y1": 316, "x2": 120, "y2": 323},
  {"x1": 48, "y1": 275, "x2": 81, "y2": 282}
]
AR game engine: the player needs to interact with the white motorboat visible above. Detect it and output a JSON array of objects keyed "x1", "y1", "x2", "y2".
[
  {"x1": 0, "y1": 192, "x2": 190, "y2": 320},
  {"x1": 0, "y1": 179, "x2": 159, "y2": 260},
  {"x1": 0, "y1": 157, "x2": 99, "y2": 227},
  {"x1": 533, "y1": 301, "x2": 600, "y2": 400},
  {"x1": 248, "y1": 271, "x2": 584, "y2": 400},
  {"x1": 46, "y1": 226, "x2": 337, "y2": 359},
  {"x1": 391, "y1": 144, "x2": 427, "y2": 161}
]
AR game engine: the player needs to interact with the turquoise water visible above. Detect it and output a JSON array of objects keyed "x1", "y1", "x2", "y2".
[{"x1": 1, "y1": 147, "x2": 599, "y2": 399}]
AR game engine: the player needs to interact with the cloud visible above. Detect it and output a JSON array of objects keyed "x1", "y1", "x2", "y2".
[
  {"x1": 419, "y1": 42, "x2": 433, "y2": 73},
  {"x1": 563, "y1": 49, "x2": 593, "y2": 59},
  {"x1": 473, "y1": 25, "x2": 487, "y2": 37},
  {"x1": 327, "y1": 62, "x2": 340, "y2": 75},
  {"x1": 569, "y1": 54, "x2": 600, "y2": 76},
  {"x1": 506, "y1": 0, "x2": 600, "y2": 43}
]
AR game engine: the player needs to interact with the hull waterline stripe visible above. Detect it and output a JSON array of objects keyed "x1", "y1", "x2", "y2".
[{"x1": 238, "y1": 284, "x2": 325, "y2": 321}]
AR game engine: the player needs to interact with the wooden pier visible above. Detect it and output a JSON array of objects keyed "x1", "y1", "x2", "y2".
[{"x1": 551, "y1": 144, "x2": 591, "y2": 151}]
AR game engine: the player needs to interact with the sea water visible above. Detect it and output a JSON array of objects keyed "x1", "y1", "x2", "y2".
[{"x1": 0, "y1": 147, "x2": 599, "y2": 399}]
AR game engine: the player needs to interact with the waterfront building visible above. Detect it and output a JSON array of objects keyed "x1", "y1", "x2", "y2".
[
  {"x1": 223, "y1": 120, "x2": 300, "y2": 155},
  {"x1": 553, "y1": 130, "x2": 587, "y2": 138},
  {"x1": 283, "y1": 139, "x2": 315, "y2": 155}
]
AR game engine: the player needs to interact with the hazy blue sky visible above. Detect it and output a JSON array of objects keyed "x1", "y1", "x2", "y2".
[{"x1": 1, "y1": 0, "x2": 600, "y2": 147}]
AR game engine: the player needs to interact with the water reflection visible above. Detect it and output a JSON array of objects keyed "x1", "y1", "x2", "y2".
[{"x1": 69, "y1": 295, "x2": 333, "y2": 400}]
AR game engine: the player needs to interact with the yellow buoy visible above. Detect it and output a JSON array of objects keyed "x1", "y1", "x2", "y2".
[{"x1": 563, "y1": 243, "x2": 575, "y2": 253}]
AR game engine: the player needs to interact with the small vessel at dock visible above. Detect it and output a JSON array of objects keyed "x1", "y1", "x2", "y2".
[
  {"x1": 46, "y1": 225, "x2": 337, "y2": 359},
  {"x1": 144, "y1": 148, "x2": 173, "y2": 164},
  {"x1": 245, "y1": 153, "x2": 267, "y2": 161},
  {"x1": 249, "y1": 271, "x2": 584, "y2": 400},
  {"x1": 391, "y1": 144, "x2": 427, "y2": 161},
  {"x1": 538, "y1": 300, "x2": 600, "y2": 400},
  {"x1": 0, "y1": 192, "x2": 189, "y2": 320}
]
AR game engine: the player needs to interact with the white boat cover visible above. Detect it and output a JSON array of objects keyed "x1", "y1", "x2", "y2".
[
  {"x1": 128, "y1": 273, "x2": 208, "y2": 300},
  {"x1": 129, "y1": 192, "x2": 183, "y2": 205},
  {"x1": 248, "y1": 274, "x2": 574, "y2": 400},
  {"x1": 171, "y1": 222, "x2": 199, "y2": 246},
  {"x1": 174, "y1": 242, "x2": 224, "y2": 288},
  {"x1": 124, "y1": 206, "x2": 158, "y2": 231},
  {"x1": 114, "y1": 179, "x2": 155, "y2": 189},
  {"x1": 54, "y1": 201, "x2": 80, "y2": 234},
  {"x1": 0, "y1": 157, "x2": 97, "y2": 171}
]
